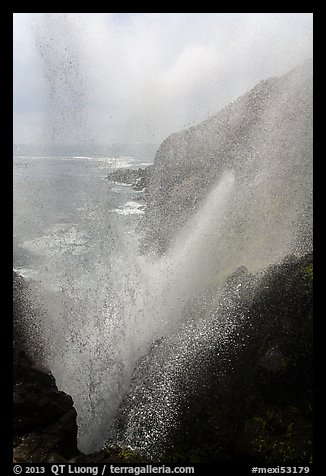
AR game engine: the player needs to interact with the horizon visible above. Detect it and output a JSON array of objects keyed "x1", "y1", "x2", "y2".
[
  {"x1": 12, "y1": 142, "x2": 160, "y2": 159},
  {"x1": 13, "y1": 13, "x2": 313, "y2": 148}
]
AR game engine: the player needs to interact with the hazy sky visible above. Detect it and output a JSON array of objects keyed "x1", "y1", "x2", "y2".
[{"x1": 13, "y1": 13, "x2": 313, "y2": 148}]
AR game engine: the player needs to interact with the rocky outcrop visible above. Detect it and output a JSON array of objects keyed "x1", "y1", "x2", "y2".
[
  {"x1": 142, "y1": 60, "x2": 312, "y2": 255},
  {"x1": 13, "y1": 272, "x2": 147, "y2": 464},
  {"x1": 13, "y1": 60, "x2": 313, "y2": 464},
  {"x1": 109, "y1": 253, "x2": 313, "y2": 464},
  {"x1": 107, "y1": 166, "x2": 153, "y2": 191},
  {"x1": 13, "y1": 272, "x2": 80, "y2": 463},
  {"x1": 167, "y1": 253, "x2": 313, "y2": 464},
  {"x1": 13, "y1": 248, "x2": 313, "y2": 464}
]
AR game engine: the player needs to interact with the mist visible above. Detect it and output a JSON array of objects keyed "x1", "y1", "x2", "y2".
[
  {"x1": 13, "y1": 12, "x2": 313, "y2": 463},
  {"x1": 13, "y1": 13, "x2": 312, "y2": 151}
]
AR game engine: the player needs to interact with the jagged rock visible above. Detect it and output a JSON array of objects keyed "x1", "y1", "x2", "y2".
[
  {"x1": 13, "y1": 272, "x2": 146, "y2": 464},
  {"x1": 110, "y1": 253, "x2": 312, "y2": 464},
  {"x1": 13, "y1": 272, "x2": 80, "y2": 463},
  {"x1": 259, "y1": 346, "x2": 284, "y2": 372},
  {"x1": 107, "y1": 166, "x2": 153, "y2": 191},
  {"x1": 165, "y1": 253, "x2": 313, "y2": 463},
  {"x1": 143, "y1": 60, "x2": 312, "y2": 255},
  {"x1": 12, "y1": 60, "x2": 313, "y2": 465}
]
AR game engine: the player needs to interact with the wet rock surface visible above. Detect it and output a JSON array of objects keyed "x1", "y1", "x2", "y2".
[
  {"x1": 13, "y1": 272, "x2": 80, "y2": 463},
  {"x1": 12, "y1": 61, "x2": 313, "y2": 464},
  {"x1": 13, "y1": 272, "x2": 146, "y2": 463},
  {"x1": 107, "y1": 166, "x2": 153, "y2": 191},
  {"x1": 12, "y1": 254, "x2": 312, "y2": 463},
  {"x1": 109, "y1": 253, "x2": 312, "y2": 464},
  {"x1": 143, "y1": 60, "x2": 312, "y2": 255},
  {"x1": 163, "y1": 253, "x2": 313, "y2": 463}
]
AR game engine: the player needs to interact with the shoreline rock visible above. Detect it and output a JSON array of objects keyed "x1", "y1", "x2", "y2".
[
  {"x1": 13, "y1": 272, "x2": 80, "y2": 463},
  {"x1": 142, "y1": 60, "x2": 312, "y2": 255},
  {"x1": 12, "y1": 247, "x2": 312, "y2": 464},
  {"x1": 13, "y1": 271, "x2": 146, "y2": 464},
  {"x1": 106, "y1": 165, "x2": 153, "y2": 192},
  {"x1": 108, "y1": 253, "x2": 313, "y2": 464}
]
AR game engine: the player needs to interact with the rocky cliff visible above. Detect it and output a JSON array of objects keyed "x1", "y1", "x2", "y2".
[
  {"x1": 12, "y1": 59, "x2": 313, "y2": 465},
  {"x1": 142, "y1": 59, "x2": 312, "y2": 260},
  {"x1": 108, "y1": 252, "x2": 313, "y2": 464},
  {"x1": 13, "y1": 272, "x2": 79, "y2": 463},
  {"x1": 13, "y1": 247, "x2": 313, "y2": 464},
  {"x1": 13, "y1": 272, "x2": 147, "y2": 463}
]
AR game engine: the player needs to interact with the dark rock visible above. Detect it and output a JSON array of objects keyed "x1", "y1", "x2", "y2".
[
  {"x1": 13, "y1": 272, "x2": 146, "y2": 464},
  {"x1": 259, "y1": 346, "x2": 284, "y2": 372},
  {"x1": 163, "y1": 253, "x2": 313, "y2": 463},
  {"x1": 109, "y1": 253, "x2": 312, "y2": 464},
  {"x1": 12, "y1": 60, "x2": 313, "y2": 464},
  {"x1": 13, "y1": 272, "x2": 80, "y2": 463},
  {"x1": 107, "y1": 166, "x2": 153, "y2": 192},
  {"x1": 142, "y1": 60, "x2": 312, "y2": 255}
]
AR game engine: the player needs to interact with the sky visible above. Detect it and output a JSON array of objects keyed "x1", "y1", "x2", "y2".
[{"x1": 13, "y1": 13, "x2": 313, "y2": 149}]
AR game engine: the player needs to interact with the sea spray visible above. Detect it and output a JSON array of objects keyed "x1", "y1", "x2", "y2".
[
  {"x1": 132, "y1": 171, "x2": 236, "y2": 346},
  {"x1": 73, "y1": 171, "x2": 236, "y2": 451},
  {"x1": 16, "y1": 168, "x2": 236, "y2": 454},
  {"x1": 14, "y1": 13, "x2": 312, "y2": 455}
]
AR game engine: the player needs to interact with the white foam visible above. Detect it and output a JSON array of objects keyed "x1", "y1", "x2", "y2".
[
  {"x1": 21, "y1": 224, "x2": 89, "y2": 257},
  {"x1": 111, "y1": 201, "x2": 145, "y2": 215},
  {"x1": 13, "y1": 267, "x2": 38, "y2": 279}
]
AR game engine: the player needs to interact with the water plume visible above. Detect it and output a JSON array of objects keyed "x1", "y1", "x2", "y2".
[{"x1": 13, "y1": 13, "x2": 312, "y2": 456}]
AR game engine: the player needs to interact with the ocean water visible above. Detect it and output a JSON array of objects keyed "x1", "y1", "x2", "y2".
[
  {"x1": 13, "y1": 155, "x2": 151, "y2": 281},
  {"x1": 13, "y1": 154, "x2": 153, "y2": 452}
]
